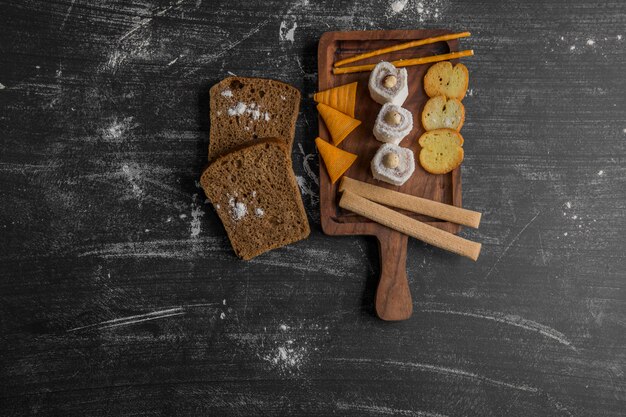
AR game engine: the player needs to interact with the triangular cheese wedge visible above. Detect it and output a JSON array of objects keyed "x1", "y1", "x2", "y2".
[
  {"x1": 313, "y1": 82, "x2": 358, "y2": 118},
  {"x1": 317, "y1": 103, "x2": 361, "y2": 146},
  {"x1": 315, "y1": 137, "x2": 357, "y2": 184}
]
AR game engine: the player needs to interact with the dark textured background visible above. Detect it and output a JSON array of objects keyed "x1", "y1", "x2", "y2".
[{"x1": 1, "y1": 0, "x2": 625, "y2": 416}]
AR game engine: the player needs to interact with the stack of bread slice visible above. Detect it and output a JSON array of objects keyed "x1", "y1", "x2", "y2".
[
  {"x1": 419, "y1": 62, "x2": 469, "y2": 175},
  {"x1": 200, "y1": 77, "x2": 310, "y2": 260}
]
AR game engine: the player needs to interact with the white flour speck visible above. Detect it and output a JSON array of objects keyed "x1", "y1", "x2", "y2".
[
  {"x1": 166, "y1": 56, "x2": 180, "y2": 66},
  {"x1": 228, "y1": 101, "x2": 267, "y2": 121},
  {"x1": 0, "y1": 83, "x2": 5, "y2": 89},
  {"x1": 296, "y1": 175, "x2": 319, "y2": 204},
  {"x1": 223, "y1": 299, "x2": 226, "y2": 305},
  {"x1": 622, "y1": 128, "x2": 626, "y2": 134},
  {"x1": 190, "y1": 194, "x2": 204, "y2": 238},
  {"x1": 228, "y1": 197, "x2": 247, "y2": 221},
  {"x1": 411, "y1": 0, "x2": 444, "y2": 21},
  {"x1": 618, "y1": 35, "x2": 623, "y2": 40},
  {"x1": 102, "y1": 117, "x2": 136, "y2": 142},
  {"x1": 220, "y1": 312, "x2": 226, "y2": 319},
  {"x1": 107, "y1": 122, "x2": 124, "y2": 140},
  {"x1": 389, "y1": 0, "x2": 408, "y2": 14},
  {"x1": 565, "y1": 201, "x2": 572, "y2": 209},
  {"x1": 564, "y1": 232, "x2": 568, "y2": 236},
  {"x1": 221, "y1": 89, "x2": 233, "y2": 97},
  {"x1": 268, "y1": 346, "x2": 304, "y2": 368},
  {"x1": 560, "y1": 36, "x2": 565, "y2": 41},
  {"x1": 228, "y1": 318, "x2": 327, "y2": 379},
  {"x1": 121, "y1": 164, "x2": 143, "y2": 198},
  {"x1": 598, "y1": 170, "x2": 604, "y2": 176},
  {"x1": 180, "y1": 213, "x2": 187, "y2": 219},
  {"x1": 570, "y1": 45, "x2": 576, "y2": 51},
  {"x1": 228, "y1": 102, "x2": 247, "y2": 116},
  {"x1": 259, "y1": 323, "x2": 312, "y2": 373},
  {"x1": 279, "y1": 20, "x2": 297, "y2": 42},
  {"x1": 280, "y1": 95, "x2": 286, "y2": 100},
  {"x1": 255, "y1": 207, "x2": 265, "y2": 217},
  {"x1": 586, "y1": 39, "x2": 595, "y2": 46}
]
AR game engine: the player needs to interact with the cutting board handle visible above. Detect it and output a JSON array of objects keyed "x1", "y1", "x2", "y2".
[{"x1": 375, "y1": 229, "x2": 413, "y2": 321}]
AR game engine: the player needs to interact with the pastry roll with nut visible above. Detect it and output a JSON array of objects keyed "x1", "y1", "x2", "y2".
[
  {"x1": 373, "y1": 103, "x2": 413, "y2": 145},
  {"x1": 368, "y1": 61, "x2": 409, "y2": 106},
  {"x1": 371, "y1": 143, "x2": 415, "y2": 186}
]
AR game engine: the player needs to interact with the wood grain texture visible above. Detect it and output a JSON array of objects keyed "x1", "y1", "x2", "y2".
[
  {"x1": 318, "y1": 29, "x2": 463, "y2": 234},
  {"x1": 376, "y1": 220, "x2": 413, "y2": 320},
  {"x1": 1, "y1": 0, "x2": 625, "y2": 416},
  {"x1": 318, "y1": 29, "x2": 463, "y2": 321}
]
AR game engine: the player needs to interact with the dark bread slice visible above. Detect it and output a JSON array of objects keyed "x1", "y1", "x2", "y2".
[
  {"x1": 200, "y1": 139, "x2": 310, "y2": 260},
  {"x1": 208, "y1": 77, "x2": 301, "y2": 160}
]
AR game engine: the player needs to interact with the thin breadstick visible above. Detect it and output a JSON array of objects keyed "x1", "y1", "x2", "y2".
[
  {"x1": 339, "y1": 177, "x2": 481, "y2": 228},
  {"x1": 339, "y1": 190, "x2": 481, "y2": 261},
  {"x1": 334, "y1": 32, "x2": 471, "y2": 67},
  {"x1": 332, "y1": 50, "x2": 474, "y2": 75}
]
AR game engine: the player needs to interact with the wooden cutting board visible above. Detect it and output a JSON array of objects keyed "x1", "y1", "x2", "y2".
[{"x1": 317, "y1": 29, "x2": 463, "y2": 321}]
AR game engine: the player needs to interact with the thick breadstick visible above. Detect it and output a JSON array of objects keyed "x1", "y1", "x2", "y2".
[
  {"x1": 339, "y1": 177, "x2": 481, "y2": 228},
  {"x1": 332, "y1": 50, "x2": 474, "y2": 75},
  {"x1": 333, "y1": 32, "x2": 471, "y2": 67},
  {"x1": 339, "y1": 190, "x2": 481, "y2": 261}
]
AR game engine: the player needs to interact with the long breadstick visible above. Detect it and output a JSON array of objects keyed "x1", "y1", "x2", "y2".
[
  {"x1": 333, "y1": 32, "x2": 471, "y2": 68},
  {"x1": 339, "y1": 190, "x2": 481, "y2": 261},
  {"x1": 339, "y1": 177, "x2": 481, "y2": 228},
  {"x1": 332, "y1": 50, "x2": 474, "y2": 75}
]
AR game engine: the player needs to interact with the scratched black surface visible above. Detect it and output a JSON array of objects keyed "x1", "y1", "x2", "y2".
[{"x1": 1, "y1": 0, "x2": 625, "y2": 416}]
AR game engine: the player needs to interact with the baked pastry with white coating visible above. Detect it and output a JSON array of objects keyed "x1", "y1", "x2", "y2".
[
  {"x1": 373, "y1": 103, "x2": 413, "y2": 145},
  {"x1": 371, "y1": 143, "x2": 415, "y2": 186},
  {"x1": 368, "y1": 61, "x2": 408, "y2": 106}
]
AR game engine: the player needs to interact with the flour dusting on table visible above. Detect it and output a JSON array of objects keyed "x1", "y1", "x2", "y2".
[
  {"x1": 279, "y1": 20, "x2": 297, "y2": 42},
  {"x1": 101, "y1": 117, "x2": 137, "y2": 142},
  {"x1": 190, "y1": 194, "x2": 204, "y2": 238},
  {"x1": 121, "y1": 163, "x2": 144, "y2": 199},
  {"x1": 389, "y1": 0, "x2": 408, "y2": 14}
]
